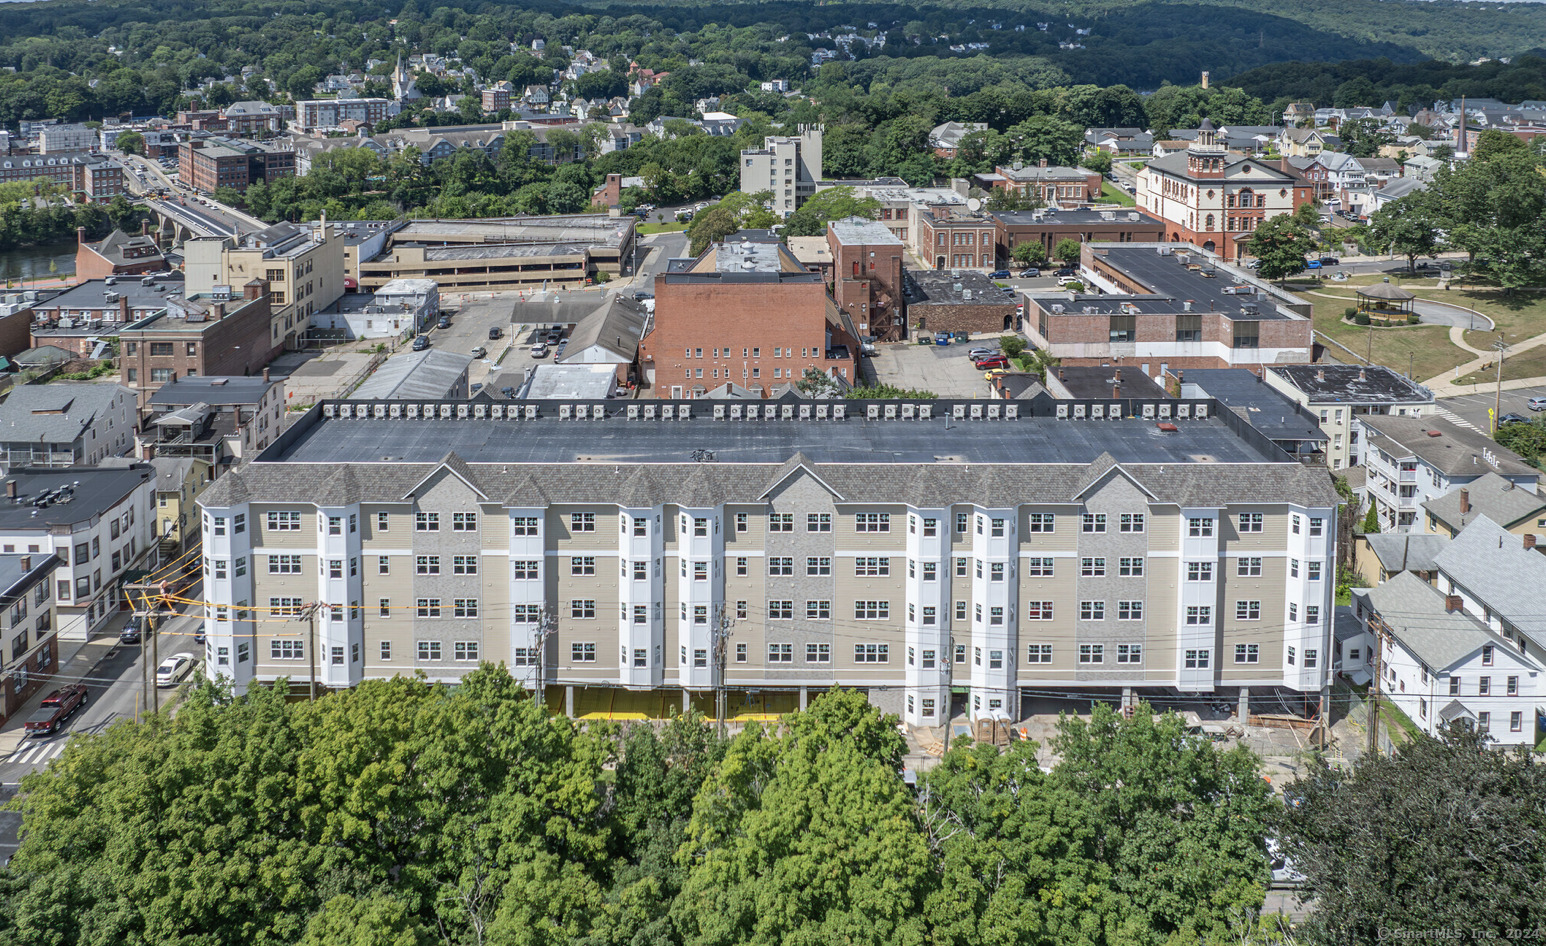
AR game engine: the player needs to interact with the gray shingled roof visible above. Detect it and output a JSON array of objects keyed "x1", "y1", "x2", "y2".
[
  {"x1": 199, "y1": 456, "x2": 1340, "y2": 511},
  {"x1": 1354, "y1": 571, "x2": 1499, "y2": 670},
  {"x1": 1421, "y1": 473, "x2": 1546, "y2": 532},
  {"x1": 1361, "y1": 415, "x2": 1537, "y2": 478},
  {"x1": 1362, "y1": 533, "x2": 1450, "y2": 573},
  {"x1": 1432, "y1": 515, "x2": 1546, "y2": 644},
  {"x1": 0, "y1": 383, "x2": 133, "y2": 445}
]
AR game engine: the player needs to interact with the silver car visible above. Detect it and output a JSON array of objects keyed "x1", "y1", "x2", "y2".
[{"x1": 1528, "y1": 396, "x2": 1546, "y2": 412}]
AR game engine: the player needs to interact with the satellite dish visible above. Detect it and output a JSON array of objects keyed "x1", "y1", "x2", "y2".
[{"x1": 966, "y1": 197, "x2": 982, "y2": 212}]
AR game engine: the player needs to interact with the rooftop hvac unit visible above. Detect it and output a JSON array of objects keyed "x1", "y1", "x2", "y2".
[
  {"x1": 1091, "y1": 404, "x2": 1105, "y2": 419},
  {"x1": 714, "y1": 405, "x2": 726, "y2": 420},
  {"x1": 644, "y1": 404, "x2": 656, "y2": 419},
  {"x1": 575, "y1": 405, "x2": 589, "y2": 420},
  {"x1": 799, "y1": 404, "x2": 812, "y2": 419},
  {"x1": 816, "y1": 404, "x2": 829, "y2": 419},
  {"x1": 422, "y1": 403, "x2": 436, "y2": 419},
  {"x1": 1056, "y1": 404, "x2": 1069, "y2": 418},
  {"x1": 491, "y1": 405, "x2": 504, "y2": 419},
  {"x1": 1195, "y1": 404, "x2": 1209, "y2": 419},
  {"x1": 987, "y1": 404, "x2": 1001, "y2": 420},
  {"x1": 679, "y1": 405, "x2": 691, "y2": 419},
  {"x1": 901, "y1": 404, "x2": 915, "y2": 420},
  {"x1": 920, "y1": 404, "x2": 934, "y2": 419},
  {"x1": 662, "y1": 405, "x2": 675, "y2": 420},
  {"x1": 559, "y1": 404, "x2": 573, "y2": 419},
  {"x1": 406, "y1": 404, "x2": 419, "y2": 418},
  {"x1": 1073, "y1": 404, "x2": 1087, "y2": 419},
  {"x1": 730, "y1": 404, "x2": 742, "y2": 419},
  {"x1": 627, "y1": 405, "x2": 639, "y2": 419},
  {"x1": 1177, "y1": 404, "x2": 1191, "y2": 419},
  {"x1": 473, "y1": 404, "x2": 486, "y2": 419},
  {"x1": 1109, "y1": 404, "x2": 1122, "y2": 420},
  {"x1": 1142, "y1": 403, "x2": 1156, "y2": 419},
  {"x1": 374, "y1": 405, "x2": 386, "y2": 419},
  {"x1": 867, "y1": 404, "x2": 879, "y2": 420},
  {"x1": 781, "y1": 405, "x2": 793, "y2": 419},
  {"x1": 389, "y1": 404, "x2": 402, "y2": 418},
  {"x1": 323, "y1": 404, "x2": 337, "y2": 418},
  {"x1": 439, "y1": 404, "x2": 453, "y2": 419},
  {"x1": 970, "y1": 404, "x2": 983, "y2": 419},
  {"x1": 456, "y1": 404, "x2": 469, "y2": 419},
  {"x1": 1003, "y1": 404, "x2": 1016, "y2": 419},
  {"x1": 1159, "y1": 403, "x2": 1172, "y2": 418},
  {"x1": 952, "y1": 404, "x2": 966, "y2": 420},
  {"x1": 1051, "y1": 304, "x2": 1065, "y2": 314},
  {"x1": 524, "y1": 405, "x2": 538, "y2": 419},
  {"x1": 884, "y1": 404, "x2": 897, "y2": 419}
]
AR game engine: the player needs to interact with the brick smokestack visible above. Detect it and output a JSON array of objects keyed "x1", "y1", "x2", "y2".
[{"x1": 1460, "y1": 488, "x2": 1470, "y2": 514}]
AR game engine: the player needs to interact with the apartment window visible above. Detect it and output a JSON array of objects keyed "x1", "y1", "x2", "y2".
[
  {"x1": 806, "y1": 643, "x2": 831, "y2": 663},
  {"x1": 1120, "y1": 514, "x2": 1145, "y2": 533},
  {"x1": 1238, "y1": 513, "x2": 1263, "y2": 533},
  {"x1": 1078, "y1": 644, "x2": 1104, "y2": 664},
  {"x1": 1304, "y1": 649, "x2": 1318, "y2": 669},
  {"x1": 768, "y1": 600, "x2": 794, "y2": 620},
  {"x1": 1081, "y1": 557, "x2": 1106, "y2": 577},
  {"x1": 1027, "y1": 601, "x2": 1054, "y2": 620},
  {"x1": 1288, "y1": 647, "x2": 1296, "y2": 665},
  {"x1": 768, "y1": 557, "x2": 794, "y2": 577},
  {"x1": 1482, "y1": 644, "x2": 1494, "y2": 666},
  {"x1": 1080, "y1": 601, "x2": 1105, "y2": 621},
  {"x1": 235, "y1": 558, "x2": 247, "y2": 578},
  {"x1": 1117, "y1": 600, "x2": 1143, "y2": 620},
  {"x1": 768, "y1": 643, "x2": 794, "y2": 663},
  {"x1": 1081, "y1": 514, "x2": 1106, "y2": 534},
  {"x1": 1186, "y1": 606, "x2": 1212, "y2": 625},
  {"x1": 1306, "y1": 605, "x2": 1320, "y2": 625},
  {"x1": 805, "y1": 600, "x2": 831, "y2": 620},
  {"x1": 1116, "y1": 644, "x2": 1143, "y2": 664},
  {"x1": 956, "y1": 512, "x2": 968, "y2": 533},
  {"x1": 807, "y1": 513, "x2": 831, "y2": 532},
  {"x1": 1511, "y1": 711, "x2": 1523, "y2": 732},
  {"x1": 570, "y1": 556, "x2": 596, "y2": 576},
  {"x1": 267, "y1": 511, "x2": 301, "y2": 531},
  {"x1": 922, "y1": 518, "x2": 937, "y2": 536},
  {"x1": 413, "y1": 512, "x2": 440, "y2": 532},
  {"x1": 271, "y1": 640, "x2": 305, "y2": 660},
  {"x1": 735, "y1": 600, "x2": 747, "y2": 620},
  {"x1": 955, "y1": 600, "x2": 968, "y2": 621},
  {"x1": 1309, "y1": 518, "x2": 1324, "y2": 537},
  {"x1": 805, "y1": 556, "x2": 831, "y2": 576},
  {"x1": 1308, "y1": 561, "x2": 1322, "y2": 581},
  {"x1": 1027, "y1": 558, "x2": 1054, "y2": 577},
  {"x1": 234, "y1": 513, "x2": 245, "y2": 534},
  {"x1": 855, "y1": 513, "x2": 890, "y2": 532},
  {"x1": 513, "y1": 561, "x2": 540, "y2": 580},
  {"x1": 1184, "y1": 649, "x2": 1211, "y2": 669},
  {"x1": 415, "y1": 598, "x2": 442, "y2": 618},
  {"x1": 376, "y1": 512, "x2": 389, "y2": 531},
  {"x1": 269, "y1": 598, "x2": 304, "y2": 617},
  {"x1": 570, "y1": 599, "x2": 596, "y2": 619},
  {"x1": 1234, "y1": 644, "x2": 1261, "y2": 664},
  {"x1": 730, "y1": 512, "x2": 747, "y2": 534},
  {"x1": 1480, "y1": 676, "x2": 1492, "y2": 696},
  {"x1": 328, "y1": 560, "x2": 342, "y2": 579},
  {"x1": 512, "y1": 517, "x2": 539, "y2": 536},
  {"x1": 1188, "y1": 517, "x2": 1214, "y2": 537},
  {"x1": 1026, "y1": 644, "x2": 1052, "y2": 664},
  {"x1": 955, "y1": 558, "x2": 968, "y2": 578},
  {"x1": 452, "y1": 512, "x2": 477, "y2": 532},
  {"x1": 693, "y1": 518, "x2": 709, "y2": 537},
  {"x1": 1186, "y1": 562, "x2": 1214, "y2": 582},
  {"x1": 1236, "y1": 600, "x2": 1262, "y2": 621},
  {"x1": 378, "y1": 597, "x2": 392, "y2": 618},
  {"x1": 1118, "y1": 557, "x2": 1144, "y2": 577},
  {"x1": 1291, "y1": 515, "x2": 1302, "y2": 535},
  {"x1": 1478, "y1": 712, "x2": 1491, "y2": 733},
  {"x1": 415, "y1": 556, "x2": 440, "y2": 576},
  {"x1": 1238, "y1": 557, "x2": 1263, "y2": 577},
  {"x1": 453, "y1": 599, "x2": 479, "y2": 618},
  {"x1": 1290, "y1": 559, "x2": 1300, "y2": 578},
  {"x1": 854, "y1": 600, "x2": 889, "y2": 620},
  {"x1": 854, "y1": 643, "x2": 889, "y2": 663},
  {"x1": 571, "y1": 643, "x2": 596, "y2": 662},
  {"x1": 1028, "y1": 513, "x2": 1056, "y2": 533},
  {"x1": 855, "y1": 557, "x2": 890, "y2": 577},
  {"x1": 693, "y1": 606, "x2": 708, "y2": 625},
  {"x1": 453, "y1": 556, "x2": 477, "y2": 575},
  {"x1": 990, "y1": 518, "x2": 1005, "y2": 537},
  {"x1": 268, "y1": 555, "x2": 303, "y2": 575},
  {"x1": 1508, "y1": 675, "x2": 1519, "y2": 695},
  {"x1": 990, "y1": 563, "x2": 1005, "y2": 582},
  {"x1": 989, "y1": 606, "x2": 1004, "y2": 626},
  {"x1": 694, "y1": 649, "x2": 708, "y2": 668},
  {"x1": 735, "y1": 644, "x2": 747, "y2": 663},
  {"x1": 921, "y1": 698, "x2": 936, "y2": 719},
  {"x1": 633, "y1": 517, "x2": 647, "y2": 537}
]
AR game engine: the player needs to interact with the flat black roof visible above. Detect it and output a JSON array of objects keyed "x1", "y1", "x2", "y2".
[
  {"x1": 265, "y1": 401, "x2": 1285, "y2": 466},
  {"x1": 1051, "y1": 367, "x2": 1168, "y2": 400},
  {"x1": 0, "y1": 466, "x2": 153, "y2": 531},
  {"x1": 905, "y1": 270, "x2": 1018, "y2": 306},
  {"x1": 1180, "y1": 369, "x2": 1328, "y2": 442},
  {"x1": 993, "y1": 209, "x2": 1160, "y2": 228},
  {"x1": 1087, "y1": 245, "x2": 1299, "y2": 321},
  {"x1": 1270, "y1": 364, "x2": 1432, "y2": 403}
]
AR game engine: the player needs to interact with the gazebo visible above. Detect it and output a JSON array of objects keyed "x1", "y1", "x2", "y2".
[{"x1": 1356, "y1": 280, "x2": 1416, "y2": 323}]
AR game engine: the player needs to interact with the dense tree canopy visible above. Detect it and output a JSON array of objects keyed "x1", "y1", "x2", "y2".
[{"x1": 0, "y1": 677, "x2": 1291, "y2": 946}]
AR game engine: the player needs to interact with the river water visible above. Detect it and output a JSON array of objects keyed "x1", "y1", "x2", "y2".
[{"x1": 0, "y1": 242, "x2": 75, "y2": 288}]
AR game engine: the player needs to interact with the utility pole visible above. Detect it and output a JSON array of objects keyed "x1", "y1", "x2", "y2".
[
  {"x1": 712, "y1": 603, "x2": 736, "y2": 737},
  {"x1": 942, "y1": 636, "x2": 956, "y2": 754},
  {"x1": 533, "y1": 606, "x2": 557, "y2": 711},
  {"x1": 1492, "y1": 333, "x2": 1508, "y2": 434},
  {"x1": 127, "y1": 582, "x2": 167, "y2": 716},
  {"x1": 1365, "y1": 326, "x2": 1373, "y2": 365},
  {"x1": 296, "y1": 601, "x2": 323, "y2": 701},
  {"x1": 1367, "y1": 615, "x2": 1385, "y2": 757}
]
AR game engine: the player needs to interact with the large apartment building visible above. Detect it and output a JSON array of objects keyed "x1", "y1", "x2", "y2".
[
  {"x1": 197, "y1": 394, "x2": 1338, "y2": 727},
  {"x1": 740, "y1": 125, "x2": 823, "y2": 216},
  {"x1": 178, "y1": 137, "x2": 296, "y2": 194}
]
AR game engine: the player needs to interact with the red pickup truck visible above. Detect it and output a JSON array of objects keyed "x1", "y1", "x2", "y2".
[{"x1": 23, "y1": 684, "x2": 88, "y2": 737}]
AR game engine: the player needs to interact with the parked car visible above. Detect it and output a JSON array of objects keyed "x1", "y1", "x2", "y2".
[
  {"x1": 156, "y1": 653, "x2": 196, "y2": 689},
  {"x1": 1056, "y1": 275, "x2": 1082, "y2": 286},
  {"x1": 1528, "y1": 397, "x2": 1546, "y2": 412},
  {"x1": 1304, "y1": 259, "x2": 1323, "y2": 270},
  {"x1": 119, "y1": 615, "x2": 143, "y2": 644},
  {"x1": 989, "y1": 269, "x2": 1011, "y2": 279},
  {"x1": 1319, "y1": 256, "x2": 1340, "y2": 265},
  {"x1": 530, "y1": 342, "x2": 550, "y2": 358},
  {"x1": 24, "y1": 685, "x2": 88, "y2": 737},
  {"x1": 967, "y1": 347, "x2": 999, "y2": 359},
  {"x1": 1266, "y1": 836, "x2": 1306, "y2": 888},
  {"x1": 974, "y1": 356, "x2": 1010, "y2": 370},
  {"x1": 1018, "y1": 267, "x2": 1040, "y2": 278},
  {"x1": 437, "y1": 315, "x2": 451, "y2": 329},
  {"x1": 1054, "y1": 267, "x2": 1077, "y2": 277},
  {"x1": 1499, "y1": 413, "x2": 1529, "y2": 426},
  {"x1": 488, "y1": 326, "x2": 503, "y2": 340},
  {"x1": 470, "y1": 346, "x2": 487, "y2": 359},
  {"x1": 411, "y1": 335, "x2": 430, "y2": 351}
]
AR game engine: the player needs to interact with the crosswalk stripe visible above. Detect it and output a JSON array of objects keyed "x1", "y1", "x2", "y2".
[
  {"x1": 1434, "y1": 406, "x2": 1483, "y2": 433},
  {"x1": 4, "y1": 740, "x2": 66, "y2": 766}
]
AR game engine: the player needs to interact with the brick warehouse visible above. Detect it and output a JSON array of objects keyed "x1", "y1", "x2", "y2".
[
  {"x1": 904, "y1": 270, "x2": 1022, "y2": 337},
  {"x1": 640, "y1": 231, "x2": 858, "y2": 398}
]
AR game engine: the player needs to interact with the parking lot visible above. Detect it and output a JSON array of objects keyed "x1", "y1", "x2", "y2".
[
  {"x1": 867, "y1": 336, "x2": 1016, "y2": 397},
  {"x1": 1437, "y1": 386, "x2": 1546, "y2": 433}
]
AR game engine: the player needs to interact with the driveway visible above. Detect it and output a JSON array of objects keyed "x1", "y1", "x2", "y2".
[{"x1": 867, "y1": 338, "x2": 1009, "y2": 397}]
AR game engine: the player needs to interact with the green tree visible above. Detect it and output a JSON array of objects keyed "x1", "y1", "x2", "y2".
[
  {"x1": 1021, "y1": 348, "x2": 1061, "y2": 384},
  {"x1": 1243, "y1": 213, "x2": 1318, "y2": 284},
  {"x1": 686, "y1": 191, "x2": 777, "y2": 255},
  {"x1": 1081, "y1": 149, "x2": 1113, "y2": 175},
  {"x1": 115, "y1": 130, "x2": 145, "y2": 155},
  {"x1": 1367, "y1": 187, "x2": 1442, "y2": 272},
  {"x1": 999, "y1": 335, "x2": 1026, "y2": 359},
  {"x1": 1053, "y1": 237, "x2": 1083, "y2": 266},
  {"x1": 782, "y1": 185, "x2": 882, "y2": 237},
  {"x1": 795, "y1": 367, "x2": 842, "y2": 397},
  {"x1": 1278, "y1": 724, "x2": 1546, "y2": 942},
  {"x1": 1012, "y1": 242, "x2": 1048, "y2": 267}
]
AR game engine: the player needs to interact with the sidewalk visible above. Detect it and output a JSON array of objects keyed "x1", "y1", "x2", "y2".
[{"x1": 0, "y1": 625, "x2": 126, "y2": 761}]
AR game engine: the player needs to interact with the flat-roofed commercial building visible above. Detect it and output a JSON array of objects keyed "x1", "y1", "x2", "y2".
[
  {"x1": 196, "y1": 393, "x2": 1338, "y2": 728},
  {"x1": 1025, "y1": 243, "x2": 1313, "y2": 378},
  {"x1": 179, "y1": 137, "x2": 296, "y2": 194},
  {"x1": 355, "y1": 216, "x2": 636, "y2": 293}
]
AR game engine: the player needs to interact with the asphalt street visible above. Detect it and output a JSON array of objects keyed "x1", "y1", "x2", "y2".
[{"x1": 0, "y1": 609, "x2": 205, "y2": 788}]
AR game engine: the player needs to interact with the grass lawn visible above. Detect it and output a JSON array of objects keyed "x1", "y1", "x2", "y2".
[
  {"x1": 638, "y1": 221, "x2": 688, "y2": 235},
  {"x1": 1099, "y1": 181, "x2": 1135, "y2": 206},
  {"x1": 1301, "y1": 288, "x2": 1468, "y2": 380},
  {"x1": 1454, "y1": 344, "x2": 1546, "y2": 386},
  {"x1": 1377, "y1": 698, "x2": 1423, "y2": 744}
]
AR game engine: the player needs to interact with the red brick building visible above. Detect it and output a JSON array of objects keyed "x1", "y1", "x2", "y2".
[
  {"x1": 826, "y1": 217, "x2": 906, "y2": 341},
  {"x1": 991, "y1": 208, "x2": 1166, "y2": 268},
  {"x1": 979, "y1": 160, "x2": 1103, "y2": 205},
  {"x1": 75, "y1": 226, "x2": 166, "y2": 281},
  {"x1": 916, "y1": 208, "x2": 997, "y2": 271},
  {"x1": 0, "y1": 152, "x2": 125, "y2": 202},
  {"x1": 640, "y1": 231, "x2": 857, "y2": 398},
  {"x1": 179, "y1": 137, "x2": 296, "y2": 194},
  {"x1": 118, "y1": 281, "x2": 276, "y2": 405}
]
